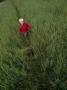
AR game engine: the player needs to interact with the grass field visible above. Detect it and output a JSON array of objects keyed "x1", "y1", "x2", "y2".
[{"x1": 0, "y1": 0, "x2": 67, "y2": 90}]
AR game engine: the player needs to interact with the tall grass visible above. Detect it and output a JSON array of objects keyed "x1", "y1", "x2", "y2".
[{"x1": 0, "y1": 0, "x2": 67, "y2": 90}]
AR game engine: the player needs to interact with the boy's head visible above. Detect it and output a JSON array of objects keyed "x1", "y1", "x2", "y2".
[{"x1": 19, "y1": 18, "x2": 24, "y2": 24}]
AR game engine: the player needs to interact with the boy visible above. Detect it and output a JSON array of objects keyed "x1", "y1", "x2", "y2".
[{"x1": 19, "y1": 18, "x2": 31, "y2": 38}]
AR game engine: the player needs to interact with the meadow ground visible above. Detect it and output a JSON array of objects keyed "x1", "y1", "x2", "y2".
[{"x1": 0, "y1": 0, "x2": 67, "y2": 90}]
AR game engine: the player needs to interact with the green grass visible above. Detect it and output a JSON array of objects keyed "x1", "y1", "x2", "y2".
[{"x1": 0, "y1": 0, "x2": 67, "y2": 90}]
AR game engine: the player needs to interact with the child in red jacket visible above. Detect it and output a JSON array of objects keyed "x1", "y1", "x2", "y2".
[{"x1": 19, "y1": 18, "x2": 31, "y2": 38}]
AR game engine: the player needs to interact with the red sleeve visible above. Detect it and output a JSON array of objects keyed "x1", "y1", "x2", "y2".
[{"x1": 27, "y1": 23, "x2": 32, "y2": 29}]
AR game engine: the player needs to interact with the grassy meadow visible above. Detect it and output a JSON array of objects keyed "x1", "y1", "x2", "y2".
[{"x1": 0, "y1": 0, "x2": 67, "y2": 90}]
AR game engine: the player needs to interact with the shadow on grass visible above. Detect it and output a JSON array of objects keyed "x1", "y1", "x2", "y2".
[{"x1": 0, "y1": 0, "x2": 5, "y2": 3}]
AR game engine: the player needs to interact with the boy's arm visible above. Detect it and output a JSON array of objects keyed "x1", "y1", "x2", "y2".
[{"x1": 28, "y1": 23, "x2": 32, "y2": 29}]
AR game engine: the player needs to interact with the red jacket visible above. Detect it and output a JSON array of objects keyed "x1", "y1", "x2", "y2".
[{"x1": 19, "y1": 22, "x2": 31, "y2": 33}]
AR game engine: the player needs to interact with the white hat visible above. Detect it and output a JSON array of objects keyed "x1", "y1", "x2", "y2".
[{"x1": 19, "y1": 18, "x2": 24, "y2": 23}]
